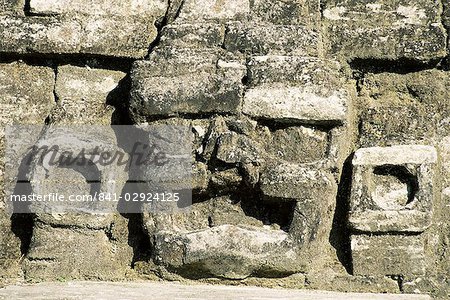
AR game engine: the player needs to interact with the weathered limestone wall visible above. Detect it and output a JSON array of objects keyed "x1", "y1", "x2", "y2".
[{"x1": 0, "y1": 0, "x2": 449, "y2": 298}]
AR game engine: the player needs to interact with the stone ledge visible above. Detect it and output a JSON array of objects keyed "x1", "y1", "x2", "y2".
[{"x1": 0, "y1": 281, "x2": 432, "y2": 300}]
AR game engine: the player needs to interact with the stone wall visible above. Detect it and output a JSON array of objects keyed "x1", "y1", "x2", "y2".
[{"x1": 0, "y1": 0, "x2": 449, "y2": 298}]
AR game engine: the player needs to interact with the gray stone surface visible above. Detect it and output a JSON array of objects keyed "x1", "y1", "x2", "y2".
[
  {"x1": 224, "y1": 23, "x2": 320, "y2": 56},
  {"x1": 53, "y1": 65, "x2": 126, "y2": 125},
  {"x1": 29, "y1": 0, "x2": 166, "y2": 16},
  {"x1": 351, "y1": 234, "x2": 426, "y2": 276},
  {"x1": 243, "y1": 56, "x2": 349, "y2": 124},
  {"x1": 250, "y1": 0, "x2": 320, "y2": 25},
  {"x1": 0, "y1": 281, "x2": 432, "y2": 300},
  {"x1": 0, "y1": 15, "x2": 160, "y2": 58},
  {"x1": 0, "y1": 0, "x2": 24, "y2": 15},
  {"x1": 174, "y1": 0, "x2": 250, "y2": 22},
  {"x1": 159, "y1": 23, "x2": 226, "y2": 49},
  {"x1": 129, "y1": 49, "x2": 245, "y2": 120},
  {"x1": 154, "y1": 224, "x2": 301, "y2": 279},
  {"x1": 358, "y1": 70, "x2": 450, "y2": 147},
  {"x1": 0, "y1": 62, "x2": 54, "y2": 280},
  {"x1": 259, "y1": 163, "x2": 334, "y2": 200},
  {"x1": 324, "y1": 0, "x2": 447, "y2": 61},
  {"x1": 0, "y1": 62, "x2": 55, "y2": 126},
  {"x1": 0, "y1": 0, "x2": 449, "y2": 297},
  {"x1": 23, "y1": 219, "x2": 132, "y2": 281}
]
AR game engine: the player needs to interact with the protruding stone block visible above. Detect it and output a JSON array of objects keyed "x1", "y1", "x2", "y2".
[
  {"x1": 26, "y1": 126, "x2": 128, "y2": 216},
  {"x1": 243, "y1": 56, "x2": 349, "y2": 125},
  {"x1": 54, "y1": 65, "x2": 127, "y2": 125},
  {"x1": 224, "y1": 23, "x2": 320, "y2": 56},
  {"x1": 351, "y1": 234, "x2": 426, "y2": 276},
  {"x1": 324, "y1": 0, "x2": 447, "y2": 61},
  {"x1": 243, "y1": 85, "x2": 348, "y2": 125},
  {"x1": 129, "y1": 49, "x2": 246, "y2": 119},
  {"x1": 154, "y1": 224, "x2": 301, "y2": 279},
  {"x1": 349, "y1": 145, "x2": 437, "y2": 233}
]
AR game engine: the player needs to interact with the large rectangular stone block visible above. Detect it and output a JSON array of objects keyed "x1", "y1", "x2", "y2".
[
  {"x1": 243, "y1": 56, "x2": 349, "y2": 124},
  {"x1": 358, "y1": 71, "x2": 450, "y2": 147},
  {"x1": 224, "y1": 23, "x2": 320, "y2": 56},
  {"x1": 351, "y1": 234, "x2": 426, "y2": 276},
  {"x1": 29, "y1": 0, "x2": 166, "y2": 16},
  {"x1": 0, "y1": 15, "x2": 158, "y2": 58},
  {"x1": 324, "y1": 0, "x2": 447, "y2": 61},
  {"x1": 247, "y1": 55, "x2": 342, "y2": 87},
  {"x1": 243, "y1": 85, "x2": 348, "y2": 125},
  {"x1": 129, "y1": 49, "x2": 246, "y2": 120}
]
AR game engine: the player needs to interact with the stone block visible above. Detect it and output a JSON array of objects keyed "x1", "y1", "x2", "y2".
[
  {"x1": 216, "y1": 132, "x2": 263, "y2": 164},
  {"x1": 324, "y1": 0, "x2": 447, "y2": 61},
  {"x1": 444, "y1": 1, "x2": 450, "y2": 28},
  {"x1": 259, "y1": 162, "x2": 334, "y2": 200},
  {"x1": 0, "y1": 62, "x2": 54, "y2": 126},
  {"x1": 23, "y1": 222, "x2": 132, "y2": 281},
  {"x1": 243, "y1": 84, "x2": 348, "y2": 125},
  {"x1": 247, "y1": 55, "x2": 342, "y2": 87},
  {"x1": 349, "y1": 145, "x2": 437, "y2": 233},
  {"x1": 266, "y1": 126, "x2": 328, "y2": 163},
  {"x1": 159, "y1": 23, "x2": 226, "y2": 49},
  {"x1": 358, "y1": 71, "x2": 450, "y2": 147},
  {"x1": 129, "y1": 49, "x2": 245, "y2": 119},
  {"x1": 0, "y1": 62, "x2": 54, "y2": 217},
  {"x1": 53, "y1": 65, "x2": 126, "y2": 125},
  {"x1": 351, "y1": 234, "x2": 426, "y2": 276},
  {"x1": 26, "y1": 126, "x2": 128, "y2": 215},
  {"x1": 224, "y1": 23, "x2": 320, "y2": 56},
  {"x1": 29, "y1": 0, "x2": 166, "y2": 17},
  {"x1": 154, "y1": 224, "x2": 302, "y2": 279},
  {"x1": 175, "y1": 0, "x2": 250, "y2": 22},
  {"x1": 250, "y1": 0, "x2": 320, "y2": 25},
  {"x1": 0, "y1": 15, "x2": 158, "y2": 58}
]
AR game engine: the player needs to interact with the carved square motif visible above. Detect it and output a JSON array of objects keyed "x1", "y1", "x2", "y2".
[{"x1": 349, "y1": 145, "x2": 437, "y2": 233}]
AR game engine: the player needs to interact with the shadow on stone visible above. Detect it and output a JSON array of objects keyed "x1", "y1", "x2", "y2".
[{"x1": 329, "y1": 153, "x2": 354, "y2": 274}]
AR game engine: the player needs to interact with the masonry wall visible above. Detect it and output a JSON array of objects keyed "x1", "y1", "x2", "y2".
[{"x1": 0, "y1": 0, "x2": 449, "y2": 298}]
